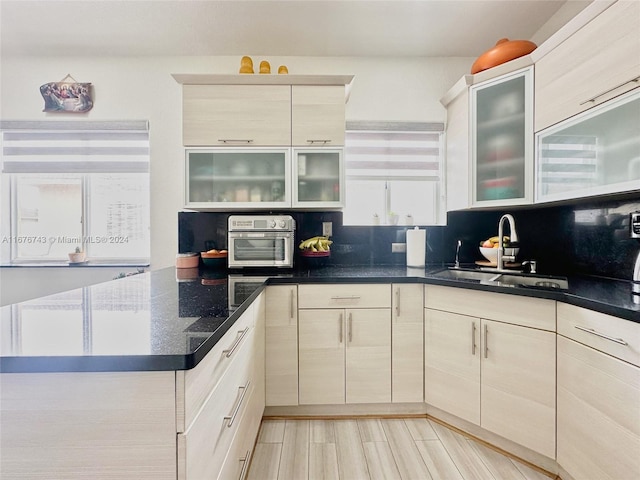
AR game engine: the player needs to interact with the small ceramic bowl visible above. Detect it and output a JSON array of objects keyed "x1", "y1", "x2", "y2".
[{"x1": 201, "y1": 251, "x2": 227, "y2": 268}]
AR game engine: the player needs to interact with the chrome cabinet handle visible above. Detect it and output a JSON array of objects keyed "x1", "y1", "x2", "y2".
[
  {"x1": 472, "y1": 322, "x2": 477, "y2": 356},
  {"x1": 395, "y1": 288, "x2": 401, "y2": 317},
  {"x1": 579, "y1": 77, "x2": 639, "y2": 105},
  {"x1": 306, "y1": 139, "x2": 332, "y2": 144},
  {"x1": 574, "y1": 325, "x2": 628, "y2": 346},
  {"x1": 218, "y1": 139, "x2": 254, "y2": 144},
  {"x1": 348, "y1": 312, "x2": 353, "y2": 342},
  {"x1": 331, "y1": 295, "x2": 361, "y2": 300},
  {"x1": 239, "y1": 450, "x2": 251, "y2": 480},
  {"x1": 289, "y1": 288, "x2": 295, "y2": 322},
  {"x1": 224, "y1": 381, "x2": 250, "y2": 428},
  {"x1": 223, "y1": 327, "x2": 250, "y2": 358},
  {"x1": 484, "y1": 324, "x2": 488, "y2": 358},
  {"x1": 339, "y1": 313, "x2": 343, "y2": 343}
]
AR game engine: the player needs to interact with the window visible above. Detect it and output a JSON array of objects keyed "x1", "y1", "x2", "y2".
[
  {"x1": 343, "y1": 122, "x2": 445, "y2": 226},
  {"x1": 0, "y1": 121, "x2": 150, "y2": 265}
]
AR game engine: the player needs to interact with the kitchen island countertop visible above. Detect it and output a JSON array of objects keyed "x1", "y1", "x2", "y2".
[{"x1": 1, "y1": 265, "x2": 637, "y2": 374}]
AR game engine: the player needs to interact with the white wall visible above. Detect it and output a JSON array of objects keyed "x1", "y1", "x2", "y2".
[{"x1": 0, "y1": 54, "x2": 473, "y2": 305}]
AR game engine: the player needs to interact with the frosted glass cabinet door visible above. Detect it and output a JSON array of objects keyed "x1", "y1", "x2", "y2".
[
  {"x1": 471, "y1": 67, "x2": 533, "y2": 206},
  {"x1": 292, "y1": 148, "x2": 344, "y2": 207},
  {"x1": 536, "y1": 89, "x2": 640, "y2": 203},
  {"x1": 185, "y1": 149, "x2": 290, "y2": 209}
]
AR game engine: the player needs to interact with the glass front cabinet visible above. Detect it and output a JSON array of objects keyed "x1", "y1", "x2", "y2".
[
  {"x1": 536, "y1": 89, "x2": 640, "y2": 203},
  {"x1": 470, "y1": 67, "x2": 534, "y2": 206},
  {"x1": 185, "y1": 147, "x2": 344, "y2": 209}
]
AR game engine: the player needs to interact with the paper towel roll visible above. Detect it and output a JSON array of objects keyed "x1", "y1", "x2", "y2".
[{"x1": 406, "y1": 227, "x2": 426, "y2": 267}]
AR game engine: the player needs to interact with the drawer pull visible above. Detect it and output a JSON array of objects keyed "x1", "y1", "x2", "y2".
[
  {"x1": 239, "y1": 450, "x2": 251, "y2": 480},
  {"x1": 330, "y1": 295, "x2": 361, "y2": 301},
  {"x1": 484, "y1": 323, "x2": 488, "y2": 359},
  {"x1": 290, "y1": 288, "x2": 295, "y2": 321},
  {"x1": 339, "y1": 313, "x2": 343, "y2": 343},
  {"x1": 579, "y1": 77, "x2": 639, "y2": 105},
  {"x1": 471, "y1": 322, "x2": 477, "y2": 356},
  {"x1": 218, "y1": 139, "x2": 254, "y2": 144},
  {"x1": 348, "y1": 312, "x2": 353, "y2": 342},
  {"x1": 574, "y1": 325, "x2": 628, "y2": 346},
  {"x1": 306, "y1": 139, "x2": 331, "y2": 144},
  {"x1": 224, "y1": 381, "x2": 250, "y2": 428},
  {"x1": 395, "y1": 288, "x2": 401, "y2": 317},
  {"x1": 223, "y1": 327, "x2": 250, "y2": 358}
]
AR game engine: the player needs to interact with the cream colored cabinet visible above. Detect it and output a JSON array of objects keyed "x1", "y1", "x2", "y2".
[
  {"x1": 556, "y1": 303, "x2": 640, "y2": 480},
  {"x1": 298, "y1": 284, "x2": 391, "y2": 405},
  {"x1": 265, "y1": 285, "x2": 298, "y2": 406},
  {"x1": 424, "y1": 285, "x2": 556, "y2": 459},
  {"x1": 535, "y1": 0, "x2": 640, "y2": 132},
  {"x1": 182, "y1": 85, "x2": 291, "y2": 146},
  {"x1": 292, "y1": 85, "x2": 346, "y2": 146},
  {"x1": 292, "y1": 148, "x2": 344, "y2": 208},
  {"x1": 391, "y1": 283, "x2": 424, "y2": 403}
]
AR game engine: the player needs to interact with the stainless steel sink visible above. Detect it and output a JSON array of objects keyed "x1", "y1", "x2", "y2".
[{"x1": 430, "y1": 268, "x2": 568, "y2": 290}]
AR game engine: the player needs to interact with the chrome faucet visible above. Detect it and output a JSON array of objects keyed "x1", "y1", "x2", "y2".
[{"x1": 497, "y1": 214, "x2": 519, "y2": 272}]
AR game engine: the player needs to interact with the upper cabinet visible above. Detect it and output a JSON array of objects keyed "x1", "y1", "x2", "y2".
[
  {"x1": 534, "y1": 0, "x2": 640, "y2": 132},
  {"x1": 182, "y1": 85, "x2": 291, "y2": 146},
  {"x1": 292, "y1": 86, "x2": 346, "y2": 146},
  {"x1": 470, "y1": 67, "x2": 533, "y2": 206}
]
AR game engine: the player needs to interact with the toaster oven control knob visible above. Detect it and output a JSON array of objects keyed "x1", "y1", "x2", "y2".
[
  {"x1": 279, "y1": 220, "x2": 286, "y2": 228},
  {"x1": 269, "y1": 220, "x2": 277, "y2": 228}
]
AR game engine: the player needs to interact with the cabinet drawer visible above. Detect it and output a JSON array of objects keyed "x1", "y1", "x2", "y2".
[
  {"x1": 557, "y1": 303, "x2": 640, "y2": 367},
  {"x1": 298, "y1": 284, "x2": 391, "y2": 309},
  {"x1": 177, "y1": 305, "x2": 255, "y2": 432},
  {"x1": 424, "y1": 285, "x2": 555, "y2": 331},
  {"x1": 177, "y1": 329, "x2": 255, "y2": 480}
]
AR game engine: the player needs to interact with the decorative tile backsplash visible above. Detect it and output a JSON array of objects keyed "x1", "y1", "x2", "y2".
[{"x1": 178, "y1": 195, "x2": 640, "y2": 280}]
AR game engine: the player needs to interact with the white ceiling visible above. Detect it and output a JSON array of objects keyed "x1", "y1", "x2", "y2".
[{"x1": 1, "y1": 0, "x2": 587, "y2": 58}]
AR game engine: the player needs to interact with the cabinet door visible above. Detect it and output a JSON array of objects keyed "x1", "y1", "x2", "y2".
[
  {"x1": 535, "y1": 90, "x2": 640, "y2": 203},
  {"x1": 481, "y1": 319, "x2": 556, "y2": 459},
  {"x1": 345, "y1": 308, "x2": 391, "y2": 404},
  {"x1": 182, "y1": 85, "x2": 291, "y2": 146},
  {"x1": 424, "y1": 309, "x2": 480, "y2": 425},
  {"x1": 535, "y1": 0, "x2": 640, "y2": 132},
  {"x1": 292, "y1": 148, "x2": 344, "y2": 208},
  {"x1": 185, "y1": 148, "x2": 291, "y2": 209},
  {"x1": 392, "y1": 284, "x2": 424, "y2": 403},
  {"x1": 265, "y1": 286, "x2": 298, "y2": 406},
  {"x1": 470, "y1": 67, "x2": 533, "y2": 206},
  {"x1": 557, "y1": 336, "x2": 640, "y2": 480},
  {"x1": 291, "y1": 85, "x2": 345, "y2": 146},
  {"x1": 299, "y1": 309, "x2": 345, "y2": 405}
]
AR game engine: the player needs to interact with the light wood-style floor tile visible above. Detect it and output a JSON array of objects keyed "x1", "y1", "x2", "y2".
[
  {"x1": 415, "y1": 440, "x2": 464, "y2": 480},
  {"x1": 363, "y1": 442, "x2": 402, "y2": 480},
  {"x1": 513, "y1": 459, "x2": 555, "y2": 480},
  {"x1": 279, "y1": 420, "x2": 310, "y2": 480},
  {"x1": 334, "y1": 420, "x2": 371, "y2": 480},
  {"x1": 310, "y1": 419, "x2": 336, "y2": 444},
  {"x1": 381, "y1": 419, "x2": 433, "y2": 480},
  {"x1": 247, "y1": 443, "x2": 282, "y2": 480},
  {"x1": 309, "y1": 443, "x2": 340, "y2": 480},
  {"x1": 259, "y1": 419, "x2": 286, "y2": 443},
  {"x1": 404, "y1": 418, "x2": 439, "y2": 441},
  {"x1": 357, "y1": 418, "x2": 387, "y2": 442},
  {"x1": 469, "y1": 440, "x2": 526, "y2": 480}
]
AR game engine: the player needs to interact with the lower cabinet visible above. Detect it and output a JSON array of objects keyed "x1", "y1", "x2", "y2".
[
  {"x1": 557, "y1": 304, "x2": 640, "y2": 480},
  {"x1": 424, "y1": 285, "x2": 556, "y2": 459}
]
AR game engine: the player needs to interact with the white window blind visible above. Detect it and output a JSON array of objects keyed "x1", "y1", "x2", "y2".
[
  {"x1": 1, "y1": 120, "x2": 149, "y2": 173},
  {"x1": 344, "y1": 121, "x2": 445, "y2": 226}
]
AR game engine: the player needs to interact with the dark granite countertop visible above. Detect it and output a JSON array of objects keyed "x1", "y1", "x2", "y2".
[{"x1": 1, "y1": 265, "x2": 637, "y2": 373}]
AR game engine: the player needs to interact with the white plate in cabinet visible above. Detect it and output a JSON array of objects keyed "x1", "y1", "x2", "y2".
[
  {"x1": 534, "y1": 0, "x2": 640, "y2": 132},
  {"x1": 177, "y1": 329, "x2": 255, "y2": 480},
  {"x1": 182, "y1": 84, "x2": 291, "y2": 146},
  {"x1": 292, "y1": 85, "x2": 346, "y2": 146},
  {"x1": 297, "y1": 283, "x2": 391, "y2": 309},
  {"x1": 557, "y1": 335, "x2": 640, "y2": 480},
  {"x1": 176, "y1": 305, "x2": 255, "y2": 432}
]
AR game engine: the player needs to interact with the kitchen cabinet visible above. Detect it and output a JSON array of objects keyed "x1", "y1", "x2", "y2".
[
  {"x1": 534, "y1": 0, "x2": 640, "y2": 132},
  {"x1": 557, "y1": 304, "x2": 640, "y2": 480},
  {"x1": 424, "y1": 285, "x2": 556, "y2": 459},
  {"x1": 297, "y1": 284, "x2": 391, "y2": 405},
  {"x1": 292, "y1": 85, "x2": 346, "y2": 146},
  {"x1": 292, "y1": 148, "x2": 344, "y2": 207},
  {"x1": 535, "y1": 89, "x2": 640, "y2": 203},
  {"x1": 391, "y1": 283, "x2": 424, "y2": 403},
  {"x1": 185, "y1": 148, "x2": 291, "y2": 209},
  {"x1": 265, "y1": 285, "x2": 298, "y2": 406},
  {"x1": 182, "y1": 85, "x2": 291, "y2": 146},
  {"x1": 470, "y1": 66, "x2": 534, "y2": 206}
]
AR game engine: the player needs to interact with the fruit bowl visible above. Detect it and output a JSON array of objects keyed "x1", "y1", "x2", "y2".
[
  {"x1": 479, "y1": 246, "x2": 519, "y2": 264},
  {"x1": 201, "y1": 250, "x2": 227, "y2": 268}
]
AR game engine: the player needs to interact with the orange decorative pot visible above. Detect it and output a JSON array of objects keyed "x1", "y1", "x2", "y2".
[{"x1": 471, "y1": 38, "x2": 537, "y2": 74}]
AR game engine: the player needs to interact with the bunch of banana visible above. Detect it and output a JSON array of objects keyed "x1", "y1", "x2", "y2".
[
  {"x1": 480, "y1": 235, "x2": 510, "y2": 248},
  {"x1": 299, "y1": 236, "x2": 332, "y2": 252}
]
